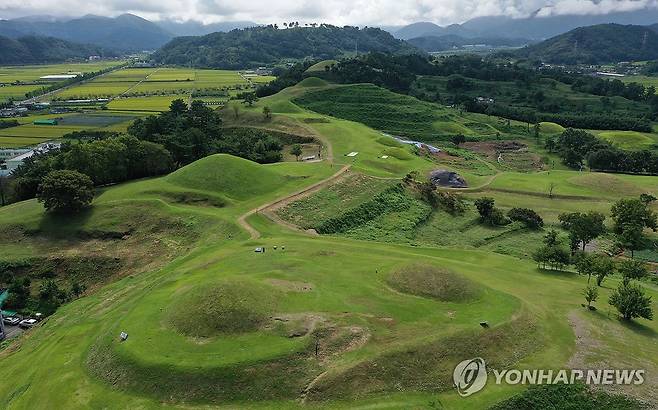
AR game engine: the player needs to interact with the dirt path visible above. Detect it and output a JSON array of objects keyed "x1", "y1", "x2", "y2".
[{"x1": 237, "y1": 165, "x2": 350, "y2": 239}]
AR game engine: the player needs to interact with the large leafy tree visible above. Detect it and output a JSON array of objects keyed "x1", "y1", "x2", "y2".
[
  {"x1": 558, "y1": 211, "x2": 606, "y2": 252},
  {"x1": 609, "y1": 281, "x2": 654, "y2": 321},
  {"x1": 37, "y1": 170, "x2": 94, "y2": 213}
]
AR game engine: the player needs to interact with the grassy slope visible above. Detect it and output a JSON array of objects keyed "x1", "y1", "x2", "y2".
[{"x1": 0, "y1": 80, "x2": 657, "y2": 409}]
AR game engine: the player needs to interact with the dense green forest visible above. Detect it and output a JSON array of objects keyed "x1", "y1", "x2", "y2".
[
  {"x1": 0, "y1": 35, "x2": 114, "y2": 64},
  {"x1": 510, "y1": 24, "x2": 658, "y2": 64},
  {"x1": 305, "y1": 54, "x2": 658, "y2": 131},
  {"x1": 152, "y1": 25, "x2": 420, "y2": 69}
]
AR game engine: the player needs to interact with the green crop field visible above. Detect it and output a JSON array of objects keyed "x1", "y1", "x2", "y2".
[
  {"x1": 107, "y1": 95, "x2": 187, "y2": 112},
  {"x1": 622, "y1": 75, "x2": 658, "y2": 91},
  {"x1": 1, "y1": 68, "x2": 657, "y2": 410}
]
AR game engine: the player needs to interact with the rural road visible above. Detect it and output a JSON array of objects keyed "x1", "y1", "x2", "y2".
[{"x1": 237, "y1": 164, "x2": 350, "y2": 239}]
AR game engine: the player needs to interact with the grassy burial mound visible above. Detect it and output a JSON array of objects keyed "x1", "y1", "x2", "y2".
[
  {"x1": 387, "y1": 264, "x2": 483, "y2": 303},
  {"x1": 168, "y1": 279, "x2": 279, "y2": 337},
  {"x1": 166, "y1": 154, "x2": 288, "y2": 200},
  {"x1": 292, "y1": 83, "x2": 523, "y2": 141}
]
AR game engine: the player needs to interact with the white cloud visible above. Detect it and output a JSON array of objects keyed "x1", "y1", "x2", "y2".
[{"x1": 0, "y1": 0, "x2": 656, "y2": 25}]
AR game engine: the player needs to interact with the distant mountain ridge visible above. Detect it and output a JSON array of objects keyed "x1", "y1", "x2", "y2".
[
  {"x1": 0, "y1": 35, "x2": 115, "y2": 65},
  {"x1": 153, "y1": 25, "x2": 420, "y2": 69},
  {"x1": 0, "y1": 14, "x2": 269, "y2": 52},
  {"x1": 511, "y1": 24, "x2": 658, "y2": 64},
  {"x1": 390, "y1": 7, "x2": 658, "y2": 40},
  {"x1": 407, "y1": 34, "x2": 530, "y2": 52},
  {"x1": 0, "y1": 14, "x2": 171, "y2": 51}
]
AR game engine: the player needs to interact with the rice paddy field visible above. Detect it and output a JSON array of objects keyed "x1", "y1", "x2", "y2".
[
  {"x1": 0, "y1": 62, "x2": 125, "y2": 102},
  {"x1": 54, "y1": 67, "x2": 259, "y2": 101}
]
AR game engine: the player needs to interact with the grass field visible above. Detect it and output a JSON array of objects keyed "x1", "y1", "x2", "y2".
[{"x1": 1, "y1": 74, "x2": 657, "y2": 409}]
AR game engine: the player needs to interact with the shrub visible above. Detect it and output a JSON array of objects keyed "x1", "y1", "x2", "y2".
[{"x1": 508, "y1": 207, "x2": 544, "y2": 229}]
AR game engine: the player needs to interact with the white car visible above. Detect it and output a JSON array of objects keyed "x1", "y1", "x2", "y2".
[
  {"x1": 19, "y1": 318, "x2": 38, "y2": 329},
  {"x1": 3, "y1": 316, "x2": 20, "y2": 326}
]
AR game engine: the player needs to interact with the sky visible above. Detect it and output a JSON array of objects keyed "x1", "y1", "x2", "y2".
[{"x1": 0, "y1": 0, "x2": 657, "y2": 26}]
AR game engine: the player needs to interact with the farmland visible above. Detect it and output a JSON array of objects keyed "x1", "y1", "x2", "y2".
[
  {"x1": 0, "y1": 57, "x2": 657, "y2": 410},
  {"x1": 0, "y1": 62, "x2": 125, "y2": 102}
]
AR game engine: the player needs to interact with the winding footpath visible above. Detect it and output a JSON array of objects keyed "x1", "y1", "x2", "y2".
[{"x1": 237, "y1": 164, "x2": 350, "y2": 239}]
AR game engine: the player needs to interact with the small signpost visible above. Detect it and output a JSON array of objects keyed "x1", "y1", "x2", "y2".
[{"x1": 119, "y1": 331, "x2": 129, "y2": 341}]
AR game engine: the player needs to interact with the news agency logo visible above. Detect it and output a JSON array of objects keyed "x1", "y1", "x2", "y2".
[
  {"x1": 453, "y1": 357, "x2": 488, "y2": 397},
  {"x1": 453, "y1": 357, "x2": 646, "y2": 398}
]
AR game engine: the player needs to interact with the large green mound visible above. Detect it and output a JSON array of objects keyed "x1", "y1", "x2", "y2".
[
  {"x1": 293, "y1": 84, "x2": 439, "y2": 140},
  {"x1": 168, "y1": 279, "x2": 278, "y2": 337},
  {"x1": 387, "y1": 264, "x2": 482, "y2": 302},
  {"x1": 166, "y1": 154, "x2": 287, "y2": 200},
  {"x1": 298, "y1": 77, "x2": 329, "y2": 87}
]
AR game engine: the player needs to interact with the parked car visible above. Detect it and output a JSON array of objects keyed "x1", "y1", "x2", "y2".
[
  {"x1": 2, "y1": 316, "x2": 20, "y2": 326},
  {"x1": 19, "y1": 318, "x2": 38, "y2": 329}
]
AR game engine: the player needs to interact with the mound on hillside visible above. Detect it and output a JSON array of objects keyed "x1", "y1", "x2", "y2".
[
  {"x1": 298, "y1": 77, "x2": 329, "y2": 87},
  {"x1": 387, "y1": 264, "x2": 481, "y2": 302},
  {"x1": 305, "y1": 60, "x2": 337, "y2": 73},
  {"x1": 168, "y1": 280, "x2": 278, "y2": 337},
  {"x1": 166, "y1": 154, "x2": 286, "y2": 200}
]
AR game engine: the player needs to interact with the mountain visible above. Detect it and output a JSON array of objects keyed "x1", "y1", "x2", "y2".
[
  {"x1": 391, "y1": 7, "x2": 658, "y2": 40},
  {"x1": 155, "y1": 20, "x2": 258, "y2": 36},
  {"x1": 511, "y1": 24, "x2": 658, "y2": 64},
  {"x1": 393, "y1": 22, "x2": 474, "y2": 40},
  {"x1": 650, "y1": 23, "x2": 658, "y2": 34},
  {"x1": 0, "y1": 35, "x2": 115, "y2": 65},
  {"x1": 0, "y1": 14, "x2": 172, "y2": 51},
  {"x1": 407, "y1": 34, "x2": 530, "y2": 52},
  {"x1": 153, "y1": 25, "x2": 420, "y2": 69}
]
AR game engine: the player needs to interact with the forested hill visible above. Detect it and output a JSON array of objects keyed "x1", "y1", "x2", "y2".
[
  {"x1": 511, "y1": 24, "x2": 658, "y2": 64},
  {"x1": 0, "y1": 35, "x2": 114, "y2": 65},
  {"x1": 152, "y1": 25, "x2": 420, "y2": 69}
]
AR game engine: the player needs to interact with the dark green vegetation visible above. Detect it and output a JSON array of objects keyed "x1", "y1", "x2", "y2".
[
  {"x1": 548, "y1": 128, "x2": 658, "y2": 174},
  {"x1": 36, "y1": 169, "x2": 94, "y2": 213},
  {"x1": 318, "y1": 54, "x2": 658, "y2": 132},
  {"x1": 490, "y1": 382, "x2": 644, "y2": 409},
  {"x1": 0, "y1": 35, "x2": 115, "y2": 64},
  {"x1": 153, "y1": 25, "x2": 419, "y2": 69},
  {"x1": 512, "y1": 24, "x2": 658, "y2": 64}
]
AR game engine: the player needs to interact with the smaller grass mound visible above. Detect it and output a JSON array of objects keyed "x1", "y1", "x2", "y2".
[
  {"x1": 305, "y1": 60, "x2": 337, "y2": 73},
  {"x1": 382, "y1": 147, "x2": 413, "y2": 160},
  {"x1": 539, "y1": 121, "x2": 565, "y2": 134},
  {"x1": 376, "y1": 136, "x2": 403, "y2": 147},
  {"x1": 168, "y1": 279, "x2": 278, "y2": 337},
  {"x1": 298, "y1": 77, "x2": 329, "y2": 88},
  {"x1": 166, "y1": 154, "x2": 287, "y2": 201},
  {"x1": 387, "y1": 263, "x2": 482, "y2": 303}
]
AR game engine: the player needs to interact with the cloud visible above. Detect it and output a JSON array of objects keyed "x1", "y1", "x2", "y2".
[{"x1": 0, "y1": 0, "x2": 656, "y2": 25}]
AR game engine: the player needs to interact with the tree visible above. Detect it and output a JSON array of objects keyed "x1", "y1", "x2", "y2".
[
  {"x1": 507, "y1": 208, "x2": 543, "y2": 229},
  {"x1": 169, "y1": 99, "x2": 188, "y2": 115},
  {"x1": 451, "y1": 134, "x2": 466, "y2": 145},
  {"x1": 558, "y1": 211, "x2": 606, "y2": 252},
  {"x1": 611, "y1": 197, "x2": 658, "y2": 233},
  {"x1": 609, "y1": 281, "x2": 654, "y2": 321},
  {"x1": 37, "y1": 170, "x2": 94, "y2": 213},
  {"x1": 290, "y1": 144, "x2": 303, "y2": 161},
  {"x1": 583, "y1": 285, "x2": 599, "y2": 309},
  {"x1": 618, "y1": 259, "x2": 649, "y2": 282},
  {"x1": 241, "y1": 92, "x2": 258, "y2": 106},
  {"x1": 474, "y1": 197, "x2": 495, "y2": 220},
  {"x1": 232, "y1": 104, "x2": 240, "y2": 119},
  {"x1": 575, "y1": 253, "x2": 615, "y2": 285},
  {"x1": 262, "y1": 106, "x2": 272, "y2": 120}
]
